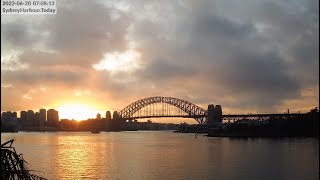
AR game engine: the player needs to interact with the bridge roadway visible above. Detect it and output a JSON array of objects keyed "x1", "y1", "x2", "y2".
[
  {"x1": 122, "y1": 113, "x2": 305, "y2": 122},
  {"x1": 123, "y1": 115, "x2": 205, "y2": 120},
  {"x1": 222, "y1": 113, "x2": 304, "y2": 121}
]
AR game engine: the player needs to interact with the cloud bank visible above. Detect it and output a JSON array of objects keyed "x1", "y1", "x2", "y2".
[{"x1": 1, "y1": 0, "x2": 319, "y2": 122}]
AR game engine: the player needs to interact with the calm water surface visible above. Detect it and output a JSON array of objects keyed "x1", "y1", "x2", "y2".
[{"x1": 1, "y1": 131, "x2": 319, "y2": 180}]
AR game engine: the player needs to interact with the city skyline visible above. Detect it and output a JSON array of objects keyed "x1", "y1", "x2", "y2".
[
  {"x1": 3, "y1": 107, "x2": 104, "y2": 121},
  {"x1": 1, "y1": 0, "x2": 319, "y2": 123}
]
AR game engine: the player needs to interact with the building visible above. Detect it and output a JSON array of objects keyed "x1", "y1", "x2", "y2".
[
  {"x1": 1, "y1": 111, "x2": 17, "y2": 121},
  {"x1": 27, "y1": 110, "x2": 35, "y2": 127},
  {"x1": 20, "y1": 111, "x2": 28, "y2": 127},
  {"x1": 1, "y1": 111, "x2": 18, "y2": 131},
  {"x1": 47, "y1": 109, "x2": 59, "y2": 127},
  {"x1": 96, "y1": 113, "x2": 101, "y2": 120},
  {"x1": 39, "y1": 109, "x2": 46, "y2": 126},
  {"x1": 12, "y1": 112, "x2": 17, "y2": 119},
  {"x1": 34, "y1": 112, "x2": 40, "y2": 127},
  {"x1": 113, "y1": 111, "x2": 120, "y2": 120},
  {"x1": 106, "y1": 111, "x2": 111, "y2": 120}
]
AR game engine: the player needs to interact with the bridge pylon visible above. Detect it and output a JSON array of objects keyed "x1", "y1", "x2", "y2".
[
  {"x1": 207, "y1": 104, "x2": 223, "y2": 125},
  {"x1": 207, "y1": 104, "x2": 214, "y2": 125}
]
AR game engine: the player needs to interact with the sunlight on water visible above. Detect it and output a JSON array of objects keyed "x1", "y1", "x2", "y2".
[{"x1": 1, "y1": 132, "x2": 319, "y2": 180}]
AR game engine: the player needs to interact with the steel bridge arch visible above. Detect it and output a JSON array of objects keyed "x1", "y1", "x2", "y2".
[{"x1": 118, "y1": 96, "x2": 207, "y2": 123}]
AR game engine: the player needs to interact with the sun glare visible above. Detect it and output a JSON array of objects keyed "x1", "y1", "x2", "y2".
[{"x1": 58, "y1": 104, "x2": 98, "y2": 121}]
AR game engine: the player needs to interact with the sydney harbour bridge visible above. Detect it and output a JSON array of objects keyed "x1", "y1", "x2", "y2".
[
  {"x1": 117, "y1": 96, "x2": 216, "y2": 124},
  {"x1": 107, "y1": 96, "x2": 303, "y2": 124}
]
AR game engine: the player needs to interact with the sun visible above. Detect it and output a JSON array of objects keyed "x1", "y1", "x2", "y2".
[{"x1": 58, "y1": 104, "x2": 98, "y2": 121}]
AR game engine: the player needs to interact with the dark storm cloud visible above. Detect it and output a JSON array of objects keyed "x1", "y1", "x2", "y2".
[
  {"x1": 288, "y1": 34, "x2": 319, "y2": 85},
  {"x1": 139, "y1": 58, "x2": 196, "y2": 82},
  {"x1": 212, "y1": 51, "x2": 300, "y2": 108},
  {"x1": 192, "y1": 14, "x2": 255, "y2": 43},
  {"x1": 125, "y1": 0, "x2": 317, "y2": 111},
  {"x1": 225, "y1": 52, "x2": 298, "y2": 94},
  {"x1": 1, "y1": 20, "x2": 34, "y2": 49}
]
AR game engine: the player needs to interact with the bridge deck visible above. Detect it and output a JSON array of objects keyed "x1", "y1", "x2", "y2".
[
  {"x1": 223, "y1": 113, "x2": 303, "y2": 117},
  {"x1": 124, "y1": 113, "x2": 305, "y2": 120},
  {"x1": 125, "y1": 115, "x2": 205, "y2": 120}
]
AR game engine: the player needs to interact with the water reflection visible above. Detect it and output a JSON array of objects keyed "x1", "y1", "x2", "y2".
[
  {"x1": 1, "y1": 132, "x2": 318, "y2": 180},
  {"x1": 49, "y1": 134, "x2": 110, "y2": 179}
]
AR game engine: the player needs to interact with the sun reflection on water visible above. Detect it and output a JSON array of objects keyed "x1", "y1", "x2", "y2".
[{"x1": 53, "y1": 134, "x2": 109, "y2": 179}]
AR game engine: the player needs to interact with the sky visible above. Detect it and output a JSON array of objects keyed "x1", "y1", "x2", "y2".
[{"x1": 1, "y1": 0, "x2": 319, "y2": 123}]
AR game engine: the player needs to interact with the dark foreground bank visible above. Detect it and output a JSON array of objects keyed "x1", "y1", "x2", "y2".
[{"x1": 208, "y1": 108, "x2": 319, "y2": 137}]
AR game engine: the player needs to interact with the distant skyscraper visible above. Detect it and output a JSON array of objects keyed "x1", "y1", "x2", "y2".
[
  {"x1": 96, "y1": 113, "x2": 101, "y2": 120},
  {"x1": 20, "y1": 111, "x2": 27, "y2": 121},
  {"x1": 12, "y1": 112, "x2": 17, "y2": 119},
  {"x1": 34, "y1": 112, "x2": 40, "y2": 127},
  {"x1": 27, "y1": 110, "x2": 34, "y2": 121},
  {"x1": 1, "y1": 111, "x2": 18, "y2": 128},
  {"x1": 106, "y1": 111, "x2": 111, "y2": 120},
  {"x1": 1, "y1": 112, "x2": 9, "y2": 120},
  {"x1": 20, "y1": 111, "x2": 28, "y2": 127},
  {"x1": 1, "y1": 111, "x2": 17, "y2": 121},
  {"x1": 47, "y1": 109, "x2": 59, "y2": 127},
  {"x1": 54, "y1": 110, "x2": 59, "y2": 127},
  {"x1": 113, "y1": 111, "x2": 120, "y2": 120},
  {"x1": 27, "y1": 110, "x2": 34, "y2": 124},
  {"x1": 47, "y1": 109, "x2": 53, "y2": 125},
  {"x1": 39, "y1": 109, "x2": 46, "y2": 126}
]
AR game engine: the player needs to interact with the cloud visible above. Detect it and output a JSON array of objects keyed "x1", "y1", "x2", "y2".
[
  {"x1": 1, "y1": 20, "x2": 37, "y2": 49},
  {"x1": 139, "y1": 58, "x2": 196, "y2": 82},
  {"x1": 1, "y1": 0, "x2": 318, "y2": 118},
  {"x1": 1, "y1": 51, "x2": 29, "y2": 71}
]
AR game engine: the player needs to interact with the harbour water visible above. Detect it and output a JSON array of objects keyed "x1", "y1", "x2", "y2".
[{"x1": 1, "y1": 131, "x2": 319, "y2": 180}]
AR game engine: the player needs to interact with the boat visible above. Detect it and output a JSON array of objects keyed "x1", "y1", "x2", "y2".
[{"x1": 91, "y1": 130, "x2": 100, "y2": 134}]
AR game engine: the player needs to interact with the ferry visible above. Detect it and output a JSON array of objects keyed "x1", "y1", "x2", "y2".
[{"x1": 91, "y1": 130, "x2": 100, "y2": 134}]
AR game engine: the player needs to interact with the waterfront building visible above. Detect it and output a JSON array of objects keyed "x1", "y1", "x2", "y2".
[
  {"x1": 12, "y1": 112, "x2": 17, "y2": 119},
  {"x1": 97, "y1": 113, "x2": 101, "y2": 120},
  {"x1": 39, "y1": 109, "x2": 46, "y2": 126},
  {"x1": 20, "y1": 111, "x2": 27, "y2": 121},
  {"x1": 20, "y1": 111, "x2": 27, "y2": 127},
  {"x1": 106, "y1": 111, "x2": 111, "y2": 120},
  {"x1": 27, "y1": 110, "x2": 35, "y2": 127},
  {"x1": 47, "y1": 109, "x2": 59, "y2": 127},
  {"x1": 1, "y1": 111, "x2": 18, "y2": 130},
  {"x1": 1, "y1": 111, "x2": 17, "y2": 121},
  {"x1": 34, "y1": 112, "x2": 40, "y2": 127},
  {"x1": 1, "y1": 112, "x2": 10, "y2": 120},
  {"x1": 113, "y1": 111, "x2": 120, "y2": 120}
]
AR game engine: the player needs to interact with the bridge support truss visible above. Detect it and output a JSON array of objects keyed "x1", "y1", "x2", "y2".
[{"x1": 118, "y1": 96, "x2": 208, "y2": 123}]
